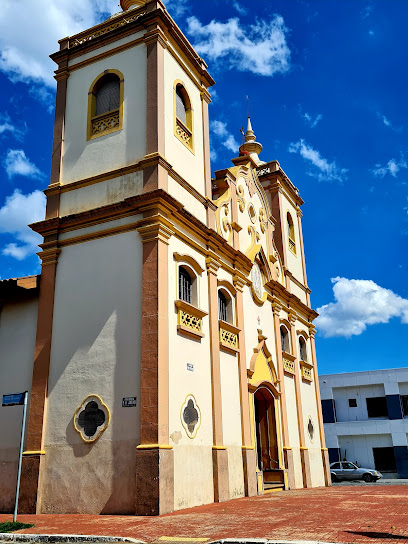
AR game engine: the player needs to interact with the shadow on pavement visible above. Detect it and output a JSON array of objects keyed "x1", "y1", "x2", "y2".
[{"x1": 345, "y1": 531, "x2": 408, "y2": 540}]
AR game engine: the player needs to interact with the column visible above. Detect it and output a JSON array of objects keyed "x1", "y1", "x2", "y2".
[
  {"x1": 309, "y1": 326, "x2": 332, "y2": 486},
  {"x1": 234, "y1": 275, "x2": 257, "y2": 497},
  {"x1": 143, "y1": 23, "x2": 168, "y2": 192},
  {"x1": 19, "y1": 242, "x2": 61, "y2": 513},
  {"x1": 206, "y1": 256, "x2": 230, "y2": 502},
  {"x1": 288, "y1": 312, "x2": 312, "y2": 488},
  {"x1": 135, "y1": 216, "x2": 174, "y2": 515},
  {"x1": 272, "y1": 302, "x2": 295, "y2": 489}
]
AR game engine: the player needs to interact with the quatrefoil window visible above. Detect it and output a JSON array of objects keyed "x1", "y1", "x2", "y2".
[
  {"x1": 181, "y1": 394, "x2": 201, "y2": 439},
  {"x1": 73, "y1": 395, "x2": 110, "y2": 443}
]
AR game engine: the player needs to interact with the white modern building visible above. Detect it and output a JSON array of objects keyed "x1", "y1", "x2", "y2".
[{"x1": 320, "y1": 368, "x2": 408, "y2": 478}]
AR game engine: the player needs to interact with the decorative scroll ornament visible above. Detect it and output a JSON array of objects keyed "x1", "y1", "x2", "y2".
[
  {"x1": 222, "y1": 203, "x2": 232, "y2": 239},
  {"x1": 181, "y1": 394, "x2": 201, "y2": 439},
  {"x1": 236, "y1": 185, "x2": 246, "y2": 213},
  {"x1": 175, "y1": 118, "x2": 192, "y2": 147},
  {"x1": 73, "y1": 395, "x2": 110, "y2": 443},
  {"x1": 259, "y1": 207, "x2": 268, "y2": 234}
]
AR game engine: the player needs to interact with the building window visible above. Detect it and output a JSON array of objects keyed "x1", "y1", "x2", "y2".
[
  {"x1": 366, "y1": 396, "x2": 388, "y2": 418},
  {"x1": 373, "y1": 447, "x2": 397, "y2": 473},
  {"x1": 287, "y1": 212, "x2": 296, "y2": 255},
  {"x1": 218, "y1": 291, "x2": 228, "y2": 322},
  {"x1": 179, "y1": 266, "x2": 192, "y2": 304},
  {"x1": 299, "y1": 336, "x2": 307, "y2": 362},
  {"x1": 174, "y1": 82, "x2": 194, "y2": 152},
  {"x1": 349, "y1": 398, "x2": 357, "y2": 408},
  {"x1": 88, "y1": 70, "x2": 124, "y2": 140},
  {"x1": 401, "y1": 395, "x2": 408, "y2": 416},
  {"x1": 280, "y1": 325, "x2": 290, "y2": 354}
]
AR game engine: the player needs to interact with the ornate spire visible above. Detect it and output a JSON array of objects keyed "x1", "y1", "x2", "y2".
[
  {"x1": 120, "y1": 0, "x2": 146, "y2": 10},
  {"x1": 239, "y1": 117, "x2": 265, "y2": 165}
]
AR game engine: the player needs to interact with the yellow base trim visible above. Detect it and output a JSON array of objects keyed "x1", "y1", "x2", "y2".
[
  {"x1": 321, "y1": 447, "x2": 328, "y2": 451},
  {"x1": 264, "y1": 487, "x2": 284, "y2": 494},
  {"x1": 22, "y1": 451, "x2": 45, "y2": 456},
  {"x1": 136, "y1": 444, "x2": 173, "y2": 450},
  {"x1": 283, "y1": 446, "x2": 292, "y2": 450},
  {"x1": 212, "y1": 445, "x2": 227, "y2": 450},
  {"x1": 300, "y1": 446, "x2": 309, "y2": 451},
  {"x1": 242, "y1": 446, "x2": 255, "y2": 450}
]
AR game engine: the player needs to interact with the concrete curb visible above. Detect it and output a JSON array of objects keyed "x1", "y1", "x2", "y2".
[{"x1": 0, "y1": 535, "x2": 144, "y2": 544}]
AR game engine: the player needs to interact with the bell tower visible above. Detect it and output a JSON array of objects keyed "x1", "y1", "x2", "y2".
[{"x1": 19, "y1": 0, "x2": 215, "y2": 517}]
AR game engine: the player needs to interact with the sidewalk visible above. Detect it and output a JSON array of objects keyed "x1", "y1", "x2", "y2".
[{"x1": 1, "y1": 485, "x2": 408, "y2": 544}]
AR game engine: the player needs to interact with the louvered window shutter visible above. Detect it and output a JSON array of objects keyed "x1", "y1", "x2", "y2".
[
  {"x1": 95, "y1": 77, "x2": 120, "y2": 116},
  {"x1": 176, "y1": 88, "x2": 187, "y2": 125}
]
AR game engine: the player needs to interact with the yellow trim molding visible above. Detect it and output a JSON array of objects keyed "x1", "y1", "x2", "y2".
[
  {"x1": 87, "y1": 69, "x2": 124, "y2": 141},
  {"x1": 212, "y1": 445, "x2": 227, "y2": 450},
  {"x1": 173, "y1": 253, "x2": 204, "y2": 275},
  {"x1": 22, "y1": 451, "x2": 46, "y2": 456},
  {"x1": 175, "y1": 299, "x2": 208, "y2": 339},
  {"x1": 136, "y1": 444, "x2": 173, "y2": 450}
]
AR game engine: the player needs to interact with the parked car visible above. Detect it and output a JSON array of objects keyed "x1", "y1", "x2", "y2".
[{"x1": 330, "y1": 461, "x2": 382, "y2": 482}]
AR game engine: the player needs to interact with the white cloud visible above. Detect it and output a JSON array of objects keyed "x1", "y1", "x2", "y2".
[
  {"x1": 288, "y1": 139, "x2": 348, "y2": 182},
  {"x1": 232, "y1": 1, "x2": 247, "y2": 15},
  {"x1": 316, "y1": 277, "x2": 408, "y2": 338},
  {"x1": 187, "y1": 15, "x2": 291, "y2": 77},
  {"x1": 4, "y1": 149, "x2": 43, "y2": 179},
  {"x1": 165, "y1": 0, "x2": 188, "y2": 18},
  {"x1": 0, "y1": 189, "x2": 46, "y2": 260},
  {"x1": 0, "y1": 113, "x2": 25, "y2": 140},
  {"x1": 303, "y1": 112, "x2": 322, "y2": 128},
  {"x1": 377, "y1": 112, "x2": 391, "y2": 127},
  {"x1": 372, "y1": 155, "x2": 407, "y2": 178},
  {"x1": 210, "y1": 120, "x2": 239, "y2": 153},
  {"x1": 361, "y1": 5, "x2": 373, "y2": 19},
  {"x1": 0, "y1": 0, "x2": 117, "y2": 89}
]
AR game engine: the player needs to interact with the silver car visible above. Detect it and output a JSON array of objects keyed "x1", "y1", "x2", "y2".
[{"x1": 330, "y1": 461, "x2": 382, "y2": 483}]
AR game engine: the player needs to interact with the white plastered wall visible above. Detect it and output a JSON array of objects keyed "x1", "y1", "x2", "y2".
[
  {"x1": 164, "y1": 50, "x2": 206, "y2": 207},
  {"x1": 168, "y1": 236, "x2": 214, "y2": 510},
  {"x1": 0, "y1": 298, "x2": 38, "y2": 512},
  {"x1": 338, "y1": 433, "x2": 392, "y2": 470},
  {"x1": 41, "y1": 225, "x2": 143, "y2": 514},
  {"x1": 279, "y1": 192, "x2": 304, "y2": 286},
  {"x1": 62, "y1": 39, "x2": 147, "y2": 185}
]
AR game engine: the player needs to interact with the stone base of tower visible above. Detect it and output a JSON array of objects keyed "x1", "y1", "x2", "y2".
[
  {"x1": 135, "y1": 447, "x2": 174, "y2": 516},
  {"x1": 322, "y1": 449, "x2": 332, "y2": 486},
  {"x1": 212, "y1": 448, "x2": 230, "y2": 502},
  {"x1": 242, "y1": 448, "x2": 257, "y2": 497},
  {"x1": 284, "y1": 448, "x2": 296, "y2": 489},
  {"x1": 18, "y1": 456, "x2": 42, "y2": 514}
]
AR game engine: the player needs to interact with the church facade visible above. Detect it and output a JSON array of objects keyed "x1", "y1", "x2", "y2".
[{"x1": 0, "y1": 0, "x2": 331, "y2": 516}]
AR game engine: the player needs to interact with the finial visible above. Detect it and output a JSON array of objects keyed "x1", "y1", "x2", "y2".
[
  {"x1": 120, "y1": 0, "x2": 146, "y2": 10},
  {"x1": 239, "y1": 116, "x2": 265, "y2": 165}
]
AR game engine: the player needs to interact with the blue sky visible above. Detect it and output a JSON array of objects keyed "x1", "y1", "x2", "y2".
[{"x1": 0, "y1": 0, "x2": 407, "y2": 374}]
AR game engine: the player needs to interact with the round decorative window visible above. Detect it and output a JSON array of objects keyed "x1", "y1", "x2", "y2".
[
  {"x1": 307, "y1": 416, "x2": 315, "y2": 442},
  {"x1": 248, "y1": 203, "x2": 256, "y2": 224},
  {"x1": 251, "y1": 263, "x2": 263, "y2": 301},
  {"x1": 73, "y1": 395, "x2": 110, "y2": 443},
  {"x1": 181, "y1": 394, "x2": 201, "y2": 439}
]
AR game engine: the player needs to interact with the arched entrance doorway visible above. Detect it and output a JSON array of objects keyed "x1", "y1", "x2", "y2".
[{"x1": 254, "y1": 387, "x2": 282, "y2": 490}]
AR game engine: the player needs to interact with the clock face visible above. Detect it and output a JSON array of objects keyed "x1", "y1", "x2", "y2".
[{"x1": 251, "y1": 264, "x2": 263, "y2": 300}]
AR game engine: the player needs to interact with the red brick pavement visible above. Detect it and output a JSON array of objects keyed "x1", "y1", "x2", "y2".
[{"x1": 1, "y1": 486, "x2": 408, "y2": 544}]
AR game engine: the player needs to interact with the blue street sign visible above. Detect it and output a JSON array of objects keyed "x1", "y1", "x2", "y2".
[{"x1": 2, "y1": 393, "x2": 26, "y2": 407}]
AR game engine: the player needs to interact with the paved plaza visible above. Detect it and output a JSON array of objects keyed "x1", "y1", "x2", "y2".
[{"x1": 1, "y1": 485, "x2": 408, "y2": 544}]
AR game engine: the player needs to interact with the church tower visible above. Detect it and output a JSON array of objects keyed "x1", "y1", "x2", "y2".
[{"x1": 6, "y1": 0, "x2": 331, "y2": 518}]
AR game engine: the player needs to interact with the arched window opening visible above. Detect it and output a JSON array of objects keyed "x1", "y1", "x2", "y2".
[
  {"x1": 218, "y1": 288, "x2": 234, "y2": 324},
  {"x1": 88, "y1": 70, "x2": 124, "y2": 140},
  {"x1": 176, "y1": 87, "x2": 187, "y2": 125},
  {"x1": 218, "y1": 291, "x2": 228, "y2": 322},
  {"x1": 179, "y1": 266, "x2": 192, "y2": 304},
  {"x1": 280, "y1": 325, "x2": 290, "y2": 354},
  {"x1": 95, "y1": 74, "x2": 120, "y2": 116},
  {"x1": 299, "y1": 336, "x2": 307, "y2": 362},
  {"x1": 174, "y1": 82, "x2": 194, "y2": 152},
  {"x1": 287, "y1": 212, "x2": 296, "y2": 255}
]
